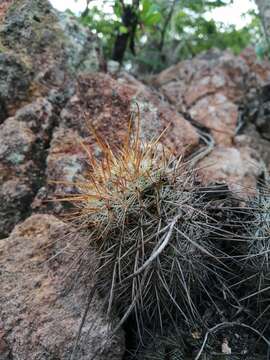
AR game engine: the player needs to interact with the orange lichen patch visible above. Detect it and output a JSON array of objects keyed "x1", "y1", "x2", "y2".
[{"x1": 0, "y1": 0, "x2": 13, "y2": 21}]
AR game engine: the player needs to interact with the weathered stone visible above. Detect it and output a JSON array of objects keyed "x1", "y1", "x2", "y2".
[
  {"x1": 241, "y1": 48, "x2": 270, "y2": 86},
  {"x1": 45, "y1": 127, "x2": 87, "y2": 188},
  {"x1": 60, "y1": 73, "x2": 199, "y2": 154},
  {"x1": 0, "y1": 53, "x2": 32, "y2": 118},
  {"x1": 0, "y1": 98, "x2": 55, "y2": 237},
  {"x1": 0, "y1": 118, "x2": 36, "y2": 165},
  {"x1": 0, "y1": 0, "x2": 101, "y2": 118},
  {"x1": 189, "y1": 93, "x2": 238, "y2": 146},
  {"x1": 15, "y1": 97, "x2": 56, "y2": 143},
  {"x1": 0, "y1": 0, "x2": 101, "y2": 75},
  {"x1": 154, "y1": 49, "x2": 270, "y2": 147},
  {"x1": 119, "y1": 72, "x2": 199, "y2": 153},
  {"x1": 60, "y1": 73, "x2": 135, "y2": 144},
  {"x1": 153, "y1": 50, "x2": 250, "y2": 112},
  {"x1": 236, "y1": 125, "x2": 270, "y2": 174},
  {"x1": 0, "y1": 98, "x2": 55, "y2": 172},
  {"x1": 32, "y1": 127, "x2": 88, "y2": 214},
  {"x1": 0, "y1": 178, "x2": 33, "y2": 239},
  {"x1": 57, "y1": 11, "x2": 101, "y2": 74},
  {"x1": 197, "y1": 146, "x2": 261, "y2": 195},
  {"x1": 0, "y1": 326, "x2": 10, "y2": 360},
  {"x1": 0, "y1": 0, "x2": 13, "y2": 22},
  {"x1": 0, "y1": 214, "x2": 125, "y2": 360}
]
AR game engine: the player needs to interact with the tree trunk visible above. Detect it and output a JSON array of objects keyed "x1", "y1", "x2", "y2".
[
  {"x1": 255, "y1": 0, "x2": 270, "y2": 46},
  {"x1": 112, "y1": 1, "x2": 139, "y2": 64}
]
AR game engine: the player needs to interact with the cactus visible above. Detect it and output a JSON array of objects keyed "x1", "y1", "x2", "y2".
[
  {"x1": 62, "y1": 120, "x2": 235, "y2": 340},
  {"x1": 136, "y1": 330, "x2": 186, "y2": 360},
  {"x1": 246, "y1": 191, "x2": 270, "y2": 277}
]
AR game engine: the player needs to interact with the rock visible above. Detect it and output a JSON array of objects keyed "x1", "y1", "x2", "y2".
[
  {"x1": 132, "y1": 97, "x2": 199, "y2": 154},
  {"x1": 46, "y1": 128, "x2": 86, "y2": 189},
  {"x1": 0, "y1": 118, "x2": 36, "y2": 165},
  {"x1": 119, "y1": 73, "x2": 199, "y2": 153},
  {"x1": 0, "y1": 116, "x2": 38, "y2": 236},
  {"x1": 15, "y1": 97, "x2": 56, "y2": 144},
  {"x1": 0, "y1": 98, "x2": 55, "y2": 237},
  {"x1": 241, "y1": 48, "x2": 270, "y2": 86},
  {"x1": 0, "y1": 214, "x2": 125, "y2": 360},
  {"x1": 1, "y1": 0, "x2": 100, "y2": 75},
  {"x1": 235, "y1": 126, "x2": 270, "y2": 174},
  {"x1": 189, "y1": 93, "x2": 238, "y2": 146},
  {"x1": 60, "y1": 72, "x2": 199, "y2": 154},
  {"x1": 197, "y1": 146, "x2": 261, "y2": 195},
  {"x1": 0, "y1": 53, "x2": 32, "y2": 119},
  {"x1": 153, "y1": 50, "x2": 250, "y2": 111},
  {"x1": 107, "y1": 60, "x2": 120, "y2": 75},
  {"x1": 0, "y1": 179, "x2": 33, "y2": 239},
  {"x1": 0, "y1": 0, "x2": 12, "y2": 22},
  {"x1": 0, "y1": 328, "x2": 10, "y2": 360},
  {"x1": 0, "y1": 0, "x2": 101, "y2": 117},
  {"x1": 57, "y1": 11, "x2": 101, "y2": 74},
  {"x1": 0, "y1": 0, "x2": 101, "y2": 234},
  {"x1": 32, "y1": 127, "x2": 89, "y2": 214},
  {"x1": 153, "y1": 49, "x2": 270, "y2": 146},
  {"x1": 60, "y1": 73, "x2": 134, "y2": 146},
  {"x1": 242, "y1": 83, "x2": 270, "y2": 141}
]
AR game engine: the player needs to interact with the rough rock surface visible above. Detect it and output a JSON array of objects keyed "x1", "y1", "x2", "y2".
[
  {"x1": 32, "y1": 127, "x2": 89, "y2": 214},
  {"x1": 0, "y1": 214, "x2": 125, "y2": 360},
  {"x1": 119, "y1": 72, "x2": 199, "y2": 153},
  {"x1": 153, "y1": 50, "x2": 252, "y2": 109},
  {"x1": 0, "y1": 4, "x2": 126, "y2": 356},
  {"x1": 153, "y1": 48, "x2": 270, "y2": 189},
  {"x1": 0, "y1": 98, "x2": 55, "y2": 237},
  {"x1": 189, "y1": 93, "x2": 238, "y2": 146},
  {"x1": 60, "y1": 72, "x2": 199, "y2": 153},
  {"x1": 0, "y1": 53, "x2": 32, "y2": 120},
  {"x1": 153, "y1": 49, "x2": 270, "y2": 145},
  {"x1": 197, "y1": 146, "x2": 261, "y2": 195},
  {"x1": 1, "y1": 0, "x2": 270, "y2": 358},
  {"x1": 0, "y1": 0, "x2": 13, "y2": 21},
  {"x1": 0, "y1": 0, "x2": 101, "y2": 118},
  {"x1": 0, "y1": 0, "x2": 101, "y2": 236}
]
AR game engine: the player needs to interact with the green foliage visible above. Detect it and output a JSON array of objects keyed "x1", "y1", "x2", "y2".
[
  {"x1": 73, "y1": 1, "x2": 264, "y2": 76},
  {"x1": 78, "y1": 4, "x2": 119, "y2": 58},
  {"x1": 140, "y1": 0, "x2": 161, "y2": 26}
]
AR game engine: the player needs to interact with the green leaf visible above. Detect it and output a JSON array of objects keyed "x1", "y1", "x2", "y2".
[
  {"x1": 119, "y1": 25, "x2": 129, "y2": 34},
  {"x1": 143, "y1": 12, "x2": 162, "y2": 26},
  {"x1": 113, "y1": 2, "x2": 122, "y2": 18},
  {"x1": 142, "y1": 0, "x2": 151, "y2": 14}
]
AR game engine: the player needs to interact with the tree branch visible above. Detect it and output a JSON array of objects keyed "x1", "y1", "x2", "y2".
[{"x1": 81, "y1": 0, "x2": 92, "y2": 18}]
